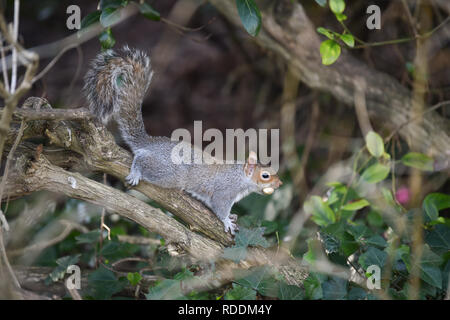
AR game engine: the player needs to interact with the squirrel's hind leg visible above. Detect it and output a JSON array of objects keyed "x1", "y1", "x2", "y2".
[
  {"x1": 210, "y1": 198, "x2": 239, "y2": 235},
  {"x1": 126, "y1": 156, "x2": 143, "y2": 186}
]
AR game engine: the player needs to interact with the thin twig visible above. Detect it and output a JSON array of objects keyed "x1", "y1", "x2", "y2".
[
  {"x1": 0, "y1": 120, "x2": 26, "y2": 231},
  {"x1": 32, "y1": 43, "x2": 78, "y2": 84},
  {"x1": 385, "y1": 100, "x2": 450, "y2": 143},
  {"x1": 10, "y1": 0, "x2": 19, "y2": 93},
  {"x1": 0, "y1": 34, "x2": 10, "y2": 93}
]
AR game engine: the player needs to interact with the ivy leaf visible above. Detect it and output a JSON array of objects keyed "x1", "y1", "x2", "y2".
[
  {"x1": 426, "y1": 225, "x2": 450, "y2": 255},
  {"x1": 420, "y1": 265, "x2": 442, "y2": 289},
  {"x1": 235, "y1": 0, "x2": 262, "y2": 37},
  {"x1": 401, "y1": 152, "x2": 434, "y2": 172},
  {"x1": 423, "y1": 193, "x2": 450, "y2": 223},
  {"x1": 365, "y1": 131, "x2": 384, "y2": 158},
  {"x1": 75, "y1": 230, "x2": 101, "y2": 244},
  {"x1": 139, "y1": 2, "x2": 160, "y2": 21},
  {"x1": 348, "y1": 287, "x2": 368, "y2": 300},
  {"x1": 360, "y1": 163, "x2": 390, "y2": 184},
  {"x1": 304, "y1": 196, "x2": 336, "y2": 227},
  {"x1": 223, "y1": 246, "x2": 248, "y2": 263},
  {"x1": 322, "y1": 277, "x2": 347, "y2": 300},
  {"x1": 329, "y1": 0, "x2": 346, "y2": 14},
  {"x1": 342, "y1": 199, "x2": 370, "y2": 211},
  {"x1": 277, "y1": 282, "x2": 304, "y2": 300},
  {"x1": 80, "y1": 11, "x2": 101, "y2": 30},
  {"x1": 339, "y1": 33, "x2": 354, "y2": 47},
  {"x1": 87, "y1": 266, "x2": 127, "y2": 299},
  {"x1": 225, "y1": 283, "x2": 256, "y2": 300},
  {"x1": 234, "y1": 227, "x2": 270, "y2": 248},
  {"x1": 364, "y1": 235, "x2": 388, "y2": 248},
  {"x1": 46, "y1": 254, "x2": 81, "y2": 284},
  {"x1": 100, "y1": 239, "x2": 139, "y2": 261},
  {"x1": 320, "y1": 40, "x2": 341, "y2": 65},
  {"x1": 304, "y1": 273, "x2": 325, "y2": 300},
  {"x1": 234, "y1": 267, "x2": 278, "y2": 297},
  {"x1": 146, "y1": 279, "x2": 185, "y2": 300},
  {"x1": 358, "y1": 247, "x2": 388, "y2": 270}
]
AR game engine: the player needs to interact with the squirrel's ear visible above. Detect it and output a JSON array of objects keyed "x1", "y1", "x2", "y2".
[
  {"x1": 244, "y1": 151, "x2": 257, "y2": 177},
  {"x1": 248, "y1": 151, "x2": 257, "y2": 165}
]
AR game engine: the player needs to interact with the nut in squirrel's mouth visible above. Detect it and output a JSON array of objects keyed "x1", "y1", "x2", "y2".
[{"x1": 263, "y1": 187, "x2": 274, "y2": 195}]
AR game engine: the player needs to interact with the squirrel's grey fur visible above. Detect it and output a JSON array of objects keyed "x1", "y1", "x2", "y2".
[{"x1": 84, "y1": 46, "x2": 282, "y2": 235}]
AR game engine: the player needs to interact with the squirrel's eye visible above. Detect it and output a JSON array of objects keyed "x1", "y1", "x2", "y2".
[{"x1": 261, "y1": 172, "x2": 270, "y2": 180}]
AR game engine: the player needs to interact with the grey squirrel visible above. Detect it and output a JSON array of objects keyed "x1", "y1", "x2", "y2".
[{"x1": 84, "y1": 46, "x2": 282, "y2": 235}]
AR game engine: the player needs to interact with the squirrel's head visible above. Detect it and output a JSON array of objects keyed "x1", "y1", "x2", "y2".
[{"x1": 244, "y1": 151, "x2": 282, "y2": 195}]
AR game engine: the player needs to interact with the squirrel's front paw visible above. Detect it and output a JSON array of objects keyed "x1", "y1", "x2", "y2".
[
  {"x1": 125, "y1": 171, "x2": 141, "y2": 186},
  {"x1": 222, "y1": 217, "x2": 239, "y2": 235}
]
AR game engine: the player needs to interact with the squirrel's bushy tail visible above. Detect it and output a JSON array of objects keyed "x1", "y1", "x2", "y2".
[{"x1": 84, "y1": 45, "x2": 153, "y2": 152}]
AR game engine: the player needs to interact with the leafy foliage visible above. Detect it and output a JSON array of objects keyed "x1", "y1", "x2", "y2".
[{"x1": 235, "y1": 0, "x2": 262, "y2": 37}]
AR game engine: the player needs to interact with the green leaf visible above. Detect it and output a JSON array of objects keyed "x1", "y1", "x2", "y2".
[
  {"x1": 304, "y1": 273, "x2": 325, "y2": 300},
  {"x1": 329, "y1": 0, "x2": 346, "y2": 14},
  {"x1": 127, "y1": 272, "x2": 142, "y2": 286},
  {"x1": 100, "y1": 239, "x2": 139, "y2": 261},
  {"x1": 342, "y1": 199, "x2": 370, "y2": 211},
  {"x1": 317, "y1": 27, "x2": 334, "y2": 40},
  {"x1": 360, "y1": 163, "x2": 390, "y2": 184},
  {"x1": 426, "y1": 225, "x2": 450, "y2": 255},
  {"x1": 223, "y1": 246, "x2": 247, "y2": 262},
  {"x1": 421, "y1": 245, "x2": 443, "y2": 267},
  {"x1": 364, "y1": 235, "x2": 388, "y2": 248},
  {"x1": 234, "y1": 267, "x2": 278, "y2": 297},
  {"x1": 335, "y1": 13, "x2": 347, "y2": 22},
  {"x1": 80, "y1": 11, "x2": 101, "y2": 30},
  {"x1": 314, "y1": 0, "x2": 327, "y2": 7},
  {"x1": 401, "y1": 152, "x2": 434, "y2": 172},
  {"x1": 234, "y1": 227, "x2": 270, "y2": 248},
  {"x1": 235, "y1": 0, "x2": 262, "y2": 37},
  {"x1": 225, "y1": 283, "x2": 256, "y2": 300},
  {"x1": 139, "y1": 2, "x2": 160, "y2": 21},
  {"x1": 99, "y1": 28, "x2": 116, "y2": 50},
  {"x1": 146, "y1": 279, "x2": 185, "y2": 300},
  {"x1": 365, "y1": 131, "x2": 384, "y2": 158},
  {"x1": 277, "y1": 282, "x2": 304, "y2": 300},
  {"x1": 100, "y1": 0, "x2": 127, "y2": 10},
  {"x1": 320, "y1": 40, "x2": 341, "y2": 65},
  {"x1": 75, "y1": 230, "x2": 101, "y2": 244},
  {"x1": 423, "y1": 193, "x2": 450, "y2": 223},
  {"x1": 88, "y1": 266, "x2": 127, "y2": 299},
  {"x1": 47, "y1": 254, "x2": 81, "y2": 283},
  {"x1": 100, "y1": 7, "x2": 121, "y2": 28},
  {"x1": 303, "y1": 239, "x2": 324, "y2": 264},
  {"x1": 347, "y1": 287, "x2": 367, "y2": 300},
  {"x1": 322, "y1": 277, "x2": 347, "y2": 300},
  {"x1": 174, "y1": 269, "x2": 194, "y2": 281},
  {"x1": 358, "y1": 247, "x2": 388, "y2": 270},
  {"x1": 420, "y1": 265, "x2": 442, "y2": 289},
  {"x1": 339, "y1": 33, "x2": 354, "y2": 47},
  {"x1": 304, "y1": 196, "x2": 336, "y2": 227}
]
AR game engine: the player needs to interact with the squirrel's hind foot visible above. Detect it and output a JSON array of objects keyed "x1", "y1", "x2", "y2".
[
  {"x1": 125, "y1": 170, "x2": 142, "y2": 186},
  {"x1": 222, "y1": 216, "x2": 239, "y2": 235}
]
